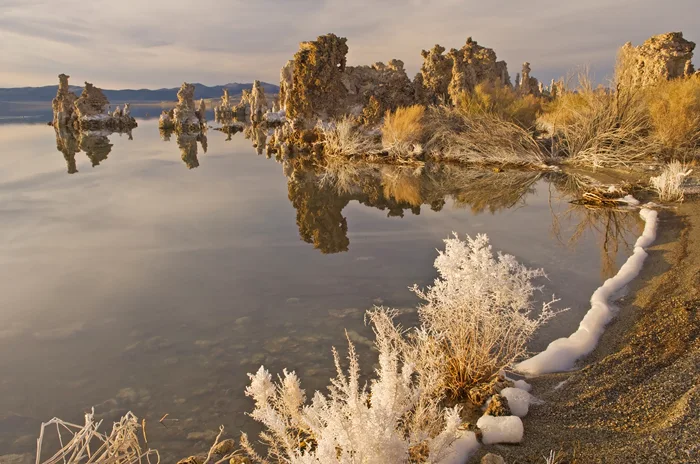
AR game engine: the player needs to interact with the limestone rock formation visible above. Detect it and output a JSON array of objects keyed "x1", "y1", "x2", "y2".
[
  {"x1": 73, "y1": 82, "x2": 110, "y2": 121},
  {"x1": 279, "y1": 60, "x2": 294, "y2": 111},
  {"x1": 160, "y1": 83, "x2": 204, "y2": 132},
  {"x1": 51, "y1": 75, "x2": 136, "y2": 130},
  {"x1": 517, "y1": 62, "x2": 541, "y2": 96},
  {"x1": 617, "y1": 32, "x2": 696, "y2": 87},
  {"x1": 52, "y1": 74, "x2": 77, "y2": 126},
  {"x1": 196, "y1": 99, "x2": 207, "y2": 125},
  {"x1": 282, "y1": 33, "x2": 414, "y2": 126},
  {"x1": 420, "y1": 37, "x2": 511, "y2": 104},
  {"x1": 214, "y1": 89, "x2": 235, "y2": 122},
  {"x1": 250, "y1": 80, "x2": 268, "y2": 121}
]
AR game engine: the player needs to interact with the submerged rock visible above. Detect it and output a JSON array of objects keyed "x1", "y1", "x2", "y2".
[{"x1": 618, "y1": 32, "x2": 696, "y2": 87}]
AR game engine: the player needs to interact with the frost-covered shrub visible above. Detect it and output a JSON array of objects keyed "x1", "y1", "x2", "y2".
[
  {"x1": 318, "y1": 117, "x2": 381, "y2": 157},
  {"x1": 404, "y1": 234, "x2": 561, "y2": 399},
  {"x1": 242, "y1": 233, "x2": 560, "y2": 462},
  {"x1": 242, "y1": 324, "x2": 462, "y2": 464},
  {"x1": 650, "y1": 161, "x2": 692, "y2": 202}
]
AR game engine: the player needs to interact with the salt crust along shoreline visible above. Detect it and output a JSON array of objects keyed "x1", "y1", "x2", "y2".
[
  {"x1": 517, "y1": 206, "x2": 659, "y2": 375},
  {"x1": 443, "y1": 203, "x2": 659, "y2": 463}
]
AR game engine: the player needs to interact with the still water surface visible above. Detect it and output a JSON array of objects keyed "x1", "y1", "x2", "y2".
[{"x1": 0, "y1": 119, "x2": 641, "y2": 460}]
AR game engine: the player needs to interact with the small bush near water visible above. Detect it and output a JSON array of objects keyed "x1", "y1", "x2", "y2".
[
  {"x1": 650, "y1": 161, "x2": 693, "y2": 202},
  {"x1": 456, "y1": 81, "x2": 543, "y2": 129},
  {"x1": 382, "y1": 105, "x2": 426, "y2": 157}
]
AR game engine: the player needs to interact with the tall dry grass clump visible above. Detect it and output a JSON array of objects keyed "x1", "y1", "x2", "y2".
[
  {"x1": 646, "y1": 76, "x2": 700, "y2": 157},
  {"x1": 456, "y1": 81, "x2": 543, "y2": 129},
  {"x1": 425, "y1": 106, "x2": 549, "y2": 166},
  {"x1": 318, "y1": 116, "x2": 381, "y2": 157},
  {"x1": 541, "y1": 74, "x2": 658, "y2": 168},
  {"x1": 650, "y1": 161, "x2": 693, "y2": 202},
  {"x1": 381, "y1": 105, "x2": 426, "y2": 156}
]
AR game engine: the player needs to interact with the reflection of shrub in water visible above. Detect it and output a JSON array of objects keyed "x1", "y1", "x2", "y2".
[{"x1": 550, "y1": 174, "x2": 642, "y2": 279}]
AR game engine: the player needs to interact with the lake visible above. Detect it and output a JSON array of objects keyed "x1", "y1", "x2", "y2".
[{"x1": 0, "y1": 118, "x2": 641, "y2": 461}]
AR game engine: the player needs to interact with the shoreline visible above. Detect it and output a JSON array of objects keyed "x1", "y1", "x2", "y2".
[{"x1": 476, "y1": 200, "x2": 700, "y2": 463}]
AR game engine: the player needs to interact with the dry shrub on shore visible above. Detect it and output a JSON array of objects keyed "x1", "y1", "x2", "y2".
[
  {"x1": 382, "y1": 105, "x2": 426, "y2": 157},
  {"x1": 646, "y1": 76, "x2": 700, "y2": 157},
  {"x1": 425, "y1": 106, "x2": 549, "y2": 166},
  {"x1": 456, "y1": 81, "x2": 543, "y2": 129},
  {"x1": 318, "y1": 116, "x2": 381, "y2": 157},
  {"x1": 541, "y1": 75, "x2": 658, "y2": 168},
  {"x1": 36, "y1": 409, "x2": 159, "y2": 464},
  {"x1": 650, "y1": 161, "x2": 693, "y2": 202}
]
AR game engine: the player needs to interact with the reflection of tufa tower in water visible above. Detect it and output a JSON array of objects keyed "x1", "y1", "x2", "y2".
[
  {"x1": 54, "y1": 124, "x2": 79, "y2": 174},
  {"x1": 175, "y1": 132, "x2": 208, "y2": 169}
]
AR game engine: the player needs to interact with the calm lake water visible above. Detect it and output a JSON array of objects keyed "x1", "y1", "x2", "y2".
[{"x1": 0, "y1": 118, "x2": 641, "y2": 461}]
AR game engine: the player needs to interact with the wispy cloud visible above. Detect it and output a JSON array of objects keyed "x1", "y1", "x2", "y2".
[{"x1": 0, "y1": 0, "x2": 697, "y2": 88}]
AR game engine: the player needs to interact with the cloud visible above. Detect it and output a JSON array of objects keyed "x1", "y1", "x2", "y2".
[{"x1": 0, "y1": 0, "x2": 698, "y2": 88}]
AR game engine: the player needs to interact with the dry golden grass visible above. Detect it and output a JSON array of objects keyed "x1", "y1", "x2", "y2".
[
  {"x1": 381, "y1": 105, "x2": 426, "y2": 156},
  {"x1": 646, "y1": 76, "x2": 700, "y2": 156},
  {"x1": 539, "y1": 74, "x2": 658, "y2": 168},
  {"x1": 456, "y1": 81, "x2": 543, "y2": 129},
  {"x1": 424, "y1": 106, "x2": 549, "y2": 166}
]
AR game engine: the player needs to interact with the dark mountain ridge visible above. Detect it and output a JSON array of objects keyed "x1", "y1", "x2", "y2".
[{"x1": 0, "y1": 82, "x2": 280, "y2": 104}]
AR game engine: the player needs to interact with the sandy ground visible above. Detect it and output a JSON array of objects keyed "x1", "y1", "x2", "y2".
[{"x1": 476, "y1": 201, "x2": 700, "y2": 463}]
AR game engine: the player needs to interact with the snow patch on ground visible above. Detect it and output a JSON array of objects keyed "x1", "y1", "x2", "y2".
[
  {"x1": 441, "y1": 431, "x2": 480, "y2": 464},
  {"x1": 516, "y1": 207, "x2": 658, "y2": 375},
  {"x1": 476, "y1": 415, "x2": 524, "y2": 445},
  {"x1": 500, "y1": 387, "x2": 533, "y2": 417},
  {"x1": 513, "y1": 379, "x2": 532, "y2": 392}
]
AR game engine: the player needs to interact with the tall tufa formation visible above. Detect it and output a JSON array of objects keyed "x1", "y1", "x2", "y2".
[
  {"x1": 617, "y1": 32, "x2": 696, "y2": 87},
  {"x1": 285, "y1": 33, "x2": 350, "y2": 124},
  {"x1": 282, "y1": 33, "x2": 415, "y2": 126},
  {"x1": 420, "y1": 37, "x2": 511, "y2": 104},
  {"x1": 160, "y1": 82, "x2": 204, "y2": 132},
  {"x1": 52, "y1": 74, "x2": 78, "y2": 126},
  {"x1": 517, "y1": 62, "x2": 541, "y2": 96},
  {"x1": 250, "y1": 80, "x2": 268, "y2": 120}
]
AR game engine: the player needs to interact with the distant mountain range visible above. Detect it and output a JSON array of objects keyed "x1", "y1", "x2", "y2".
[{"x1": 0, "y1": 82, "x2": 280, "y2": 104}]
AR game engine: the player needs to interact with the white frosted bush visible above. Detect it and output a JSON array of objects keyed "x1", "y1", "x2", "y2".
[
  {"x1": 242, "y1": 233, "x2": 561, "y2": 462},
  {"x1": 405, "y1": 233, "x2": 562, "y2": 399},
  {"x1": 650, "y1": 161, "x2": 692, "y2": 202},
  {"x1": 242, "y1": 324, "x2": 462, "y2": 464},
  {"x1": 319, "y1": 117, "x2": 381, "y2": 157}
]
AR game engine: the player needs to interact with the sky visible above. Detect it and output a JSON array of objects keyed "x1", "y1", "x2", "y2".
[{"x1": 0, "y1": 0, "x2": 698, "y2": 89}]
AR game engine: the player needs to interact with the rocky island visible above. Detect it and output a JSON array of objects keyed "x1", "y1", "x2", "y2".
[{"x1": 51, "y1": 74, "x2": 137, "y2": 131}]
